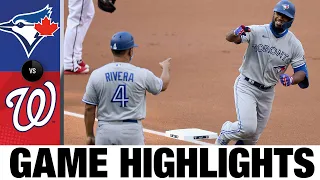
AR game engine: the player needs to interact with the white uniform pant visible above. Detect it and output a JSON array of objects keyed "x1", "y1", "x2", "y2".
[
  {"x1": 64, "y1": 0, "x2": 95, "y2": 70},
  {"x1": 216, "y1": 74, "x2": 275, "y2": 145}
]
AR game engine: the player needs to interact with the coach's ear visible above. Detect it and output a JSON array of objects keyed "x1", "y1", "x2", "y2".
[{"x1": 127, "y1": 48, "x2": 132, "y2": 57}]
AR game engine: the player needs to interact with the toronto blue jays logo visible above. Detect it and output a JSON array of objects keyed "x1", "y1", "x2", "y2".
[
  {"x1": 282, "y1": 4, "x2": 290, "y2": 10},
  {"x1": 274, "y1": 65, "x2": 286, "y2": 73},
  {"x1": 0, "y1": 5, "x2": 59, "y2": 58},
  {"x1": 5, "y1": 81, "x2": 57, "y2": 132}
]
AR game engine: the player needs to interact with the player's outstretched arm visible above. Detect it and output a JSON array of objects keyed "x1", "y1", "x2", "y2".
[
  {"x1": 84, "y1": 104, "x2": 96, "y2": 145},
  {"x1": 226, "y1": 30, "x2": 242, "y2": 44},
  {"x1": 226, "y1": 25, "x2": 251, "y2": 44},
  {"x1": 159, "y1": 58, "x2": 171, "y2": 91}
]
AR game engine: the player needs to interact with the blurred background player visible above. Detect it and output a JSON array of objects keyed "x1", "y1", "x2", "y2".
[
  {"x1": 64, "y1": 0, "x2": 117, "y2": 74},
  {"x1": 64, "y1": 0, "x2": 94, "y2": 74}
]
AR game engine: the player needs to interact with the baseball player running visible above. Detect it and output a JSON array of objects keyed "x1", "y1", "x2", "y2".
[
  {"x1": 64, "y1": 0, "x2": 117, "y2": 74},
  {"x1": 82, "y1": 31, "x2": 172, "y2": 145},
  {"x1": 215, "y1": 0, "x2": 309, "y2": 145}
]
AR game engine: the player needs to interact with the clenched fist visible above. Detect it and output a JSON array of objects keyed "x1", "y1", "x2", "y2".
[{"x1": 279, "y1": 74, "x2": 293, "y2": 86}]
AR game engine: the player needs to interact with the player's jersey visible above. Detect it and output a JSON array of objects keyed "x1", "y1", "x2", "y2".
[
  {"x1": 82, "y1": 62, "x2": 163, "y2": 121},
  {"x1": 239, "y1": 24, "x2": 306, "y2": 86}
]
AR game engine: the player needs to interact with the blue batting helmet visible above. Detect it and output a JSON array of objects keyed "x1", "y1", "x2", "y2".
[
  {"x1": 273, "y1": 0, "x2": 295, "y2": 29},
  {"x1": 110, "y1": 31, "x2": 138, "y2": 50}
]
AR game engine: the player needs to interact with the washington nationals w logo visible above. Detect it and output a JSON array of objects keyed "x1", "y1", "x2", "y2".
[{"x1": 5, "y1": 81, "x2": 56, "y2": 132}]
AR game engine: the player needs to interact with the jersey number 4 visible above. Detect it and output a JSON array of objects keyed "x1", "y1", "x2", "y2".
[{"x1": 111, "y1": 84, "x2": 129, "y2": 107}]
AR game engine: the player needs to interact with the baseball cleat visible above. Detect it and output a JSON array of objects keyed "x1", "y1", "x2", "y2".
[
  {"x1": 79, "y1": 60, "x2": 90, "y2": 69},
  {"x1": 64, "y1": 66, "x2": 89, "y2": 74}
]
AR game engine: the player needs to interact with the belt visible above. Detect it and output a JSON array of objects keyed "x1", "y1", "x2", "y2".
[
  {"x1": 244, "y1": 77, "x2": 273, "y2": 90},
  {"x1": 99, "y1": 119, "x2": 139, "y2": 123},
  {"x1": 122, "y1": 119, "x2": 138, "y2": 123}
]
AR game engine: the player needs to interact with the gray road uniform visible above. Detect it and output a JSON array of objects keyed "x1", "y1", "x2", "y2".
[
  {"x1": 82, "y1": 62, "x2": 163, "y2": 145},
  {"x1": 216, "y1": 24, "x2": 309, "y2": 145}
]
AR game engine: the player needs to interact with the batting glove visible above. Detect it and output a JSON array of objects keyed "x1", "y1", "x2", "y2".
[
  {"x1": 279, "y1": 74, "x2": 293, "y2": 87},
  {"x1": 234, "y1": 25, "x2": 251, "y2": 36}
]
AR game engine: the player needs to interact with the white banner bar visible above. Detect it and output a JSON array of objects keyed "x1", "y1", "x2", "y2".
[{"x1": 0, "y1": 145, "x2": 318, "y2": 179}]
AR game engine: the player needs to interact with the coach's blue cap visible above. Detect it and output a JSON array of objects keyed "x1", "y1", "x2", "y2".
[{"x1": 110, "y1": 31, "x2": 138, "y2": 50}]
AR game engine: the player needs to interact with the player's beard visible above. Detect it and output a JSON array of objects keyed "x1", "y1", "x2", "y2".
[{"x1": 271, "y1": 19, "x2": 286, "y2": 34}]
